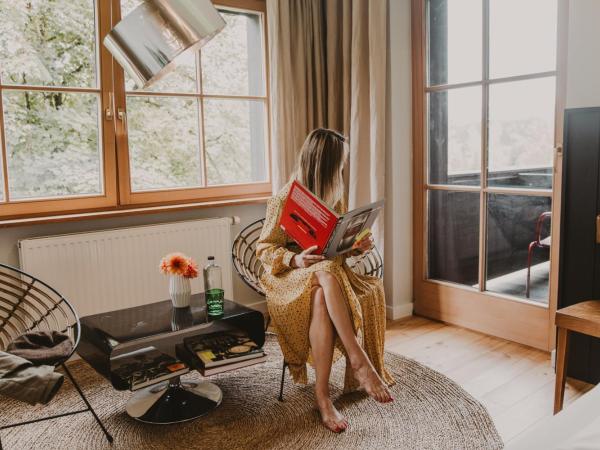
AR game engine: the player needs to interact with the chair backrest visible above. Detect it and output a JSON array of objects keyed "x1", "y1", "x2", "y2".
[
  {"x1": 0, "y1": 263, "x2": 80, "y2": 361},
  {"x1": 232, "y1": 218, "x2": 384, "y2": 297},
  {"x1": 535, "y1": 211, "x2": 552, "y2": 243}
]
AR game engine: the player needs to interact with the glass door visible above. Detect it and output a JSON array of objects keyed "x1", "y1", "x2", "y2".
[{"x1": 413, "y1": 0, "x2": 565, "y2": 350}]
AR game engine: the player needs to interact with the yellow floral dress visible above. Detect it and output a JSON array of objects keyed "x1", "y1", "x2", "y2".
[{"x1": 256, "y1": 183, "x2": 394, "y2": 392}]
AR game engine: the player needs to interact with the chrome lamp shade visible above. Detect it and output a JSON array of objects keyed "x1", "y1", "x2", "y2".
[{"x1": 104, "y1": 0, "x2": 226, "y2": 89}]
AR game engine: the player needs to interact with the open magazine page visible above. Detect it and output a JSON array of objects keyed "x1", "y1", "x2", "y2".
[
  {"x1": 324, "y1": 200, "x2": 384, "y2": 257},
  {"x1": 279, "y1": 181, "x2": 339, "y2": 254}
]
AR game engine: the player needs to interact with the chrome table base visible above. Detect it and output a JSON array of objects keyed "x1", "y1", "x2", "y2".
[{"x1": 126, "y1": 377, "x2": 222, "y2": 424}]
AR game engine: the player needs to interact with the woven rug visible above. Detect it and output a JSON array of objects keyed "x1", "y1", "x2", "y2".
[{"x1": 0, "y1": 335, "x2": 502, "y2": 450}]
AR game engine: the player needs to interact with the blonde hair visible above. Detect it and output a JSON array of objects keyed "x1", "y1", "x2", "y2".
[{"x1": 293, "y1": 128, "x2": 348, "y2": 207}]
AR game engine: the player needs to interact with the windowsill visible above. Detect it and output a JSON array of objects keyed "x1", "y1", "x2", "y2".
[{"x1": 0, "y1": 195, "x2": 271, "y2": 228}]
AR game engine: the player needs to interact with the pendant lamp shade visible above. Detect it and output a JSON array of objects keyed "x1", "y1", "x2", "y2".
[{"x1": 104, "y1": 0, "x2": 226, "y2": 89}]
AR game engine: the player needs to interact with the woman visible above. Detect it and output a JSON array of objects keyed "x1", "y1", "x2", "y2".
[{"x1": 257, "y1": 128, "x2": 394, "y2": 433}]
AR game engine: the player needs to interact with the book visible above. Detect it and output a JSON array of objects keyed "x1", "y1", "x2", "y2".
[
  {"x1": 279, "y1": 180, "x2": 383, "y2": 257},
  {"x1": 176, "y1": 343, "x2": 267, "y2": 376},
  {"x1": 111, "y1": 346, "x2": 189, "y2": 391},
  {"x1": 202, "y1": 354, "x2": 267, "y2": 376},
  {"x1": 183, "y1": 329, "x2": 265, "y2": 369}
]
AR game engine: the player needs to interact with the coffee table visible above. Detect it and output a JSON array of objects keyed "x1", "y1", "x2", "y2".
[{"x1": 77, "y1": 294, "x2": 265, "y2": 424}]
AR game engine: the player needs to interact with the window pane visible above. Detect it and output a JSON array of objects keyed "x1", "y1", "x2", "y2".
[
  {"x1": 488, "y1": 77, "x2": 555, "y2": 189},
  {"x1": 127, "y1": 96, "x2": 202, "y2": 191},
  {"x1": 486, "y1": 194, "x2": 551, "y2": 303},
  {"x1": 121, "y1": 0, "x2": 140, "y2": 16},
  {"x1": 3, "y1": 90, "x2": 102, "y2": 199},
  {"x1": 201, "y1": 11, "x2": 265, "y2": 96},
  {"x1": 490, "y1": 0, "x2": 557, "y2": 79},
  {"x1": 427, "y1": 0, "x2": 482, "y2": 86},
  {"x1": 204, "y1": 99, "x2": 267, "y2": 185},
  {"x1": 429, "y1": 87, "x2": 481, "y2": 186},
  {"x1": 428, "y1": 190, "x2": 480, "y2": 286},
  {"x1": 0, "y1": 0, "x2": 97, "y2": 88}
]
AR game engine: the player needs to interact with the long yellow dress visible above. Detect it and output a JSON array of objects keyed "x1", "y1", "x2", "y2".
[{"x1": 256, "y1": 183, "x2": 395, "y2": 392}]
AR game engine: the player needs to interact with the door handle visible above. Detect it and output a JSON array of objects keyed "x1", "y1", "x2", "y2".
[{"x1": 596, "y1": 215, "x2": 600, "y2": 244}]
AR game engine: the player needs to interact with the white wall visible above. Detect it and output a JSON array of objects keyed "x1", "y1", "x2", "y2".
[
  {"x1": 566, "y1": 0, "x2": 600, "y2": 108},
  {"x1": 384, "y1": 0, "x2": 413, "y2": 320},
  {"x1": 0, "y1": 203, "x2": 267, "y2": 309}
]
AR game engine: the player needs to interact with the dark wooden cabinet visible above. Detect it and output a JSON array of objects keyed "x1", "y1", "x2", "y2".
[{"x1": 558, "y1": 106, "x2": 600, "y2": 383}]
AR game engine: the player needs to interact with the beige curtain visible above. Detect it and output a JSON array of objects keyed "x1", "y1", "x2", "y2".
[{"x1": 267, "y1": 0, "x2": 387, "y2": 249}]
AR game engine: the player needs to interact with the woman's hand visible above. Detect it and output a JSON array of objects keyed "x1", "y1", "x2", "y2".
[
  {"x1": 291, "y1": 245, "x2": 325, "y2": 268},
  {"x1": 353, "y1": 233, "x2": 374, "y2": 254}
]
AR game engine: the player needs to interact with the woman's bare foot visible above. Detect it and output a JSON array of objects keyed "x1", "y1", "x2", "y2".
[
  {"x1": 315, "y1": 392, "x2": 348, "y2": 433},
  {"x1": 352, "y1": 360, "x2": 393, "y2": 403}
]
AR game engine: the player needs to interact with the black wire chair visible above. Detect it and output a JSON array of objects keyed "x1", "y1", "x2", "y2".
[
  {"x1": 232, "y1": 218, "x2": 384, "y2": 401},
  {"x1": 0, "y1": 263, "x2": 112, "y2": 447}
]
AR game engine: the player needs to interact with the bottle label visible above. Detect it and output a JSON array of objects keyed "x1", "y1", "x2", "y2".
[{"x1": 206, "y1": 288, "x2": 224, "y2": 316}]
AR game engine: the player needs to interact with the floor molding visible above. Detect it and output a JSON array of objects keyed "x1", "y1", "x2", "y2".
[{"x1": 386, "y1": 301, "x2": 414, "y2": 321}]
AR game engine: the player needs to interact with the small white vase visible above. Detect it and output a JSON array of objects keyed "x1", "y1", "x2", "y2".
[{"x1": 169, "y1": 275, "x2": 191, "y2": 308}]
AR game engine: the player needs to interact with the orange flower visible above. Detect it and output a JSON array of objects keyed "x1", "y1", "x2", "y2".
[
  {"x1": 160, "y1": 259, "x2": 169, "y2": 273},
  {"x1": 160, "y1": 252, "x2": 190, "y2": 276},
  {"x1": 183, "y1": 259, "x2": 199, "y2": 279}
]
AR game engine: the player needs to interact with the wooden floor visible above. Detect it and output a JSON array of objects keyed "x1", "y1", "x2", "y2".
[{"x1": 384, "y1": 316, "x2": 594, "y2": 445}]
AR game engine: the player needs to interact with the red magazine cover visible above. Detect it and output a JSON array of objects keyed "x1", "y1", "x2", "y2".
[{"x1": 279, "y1": 181, "x2": 338, "y2": 255}]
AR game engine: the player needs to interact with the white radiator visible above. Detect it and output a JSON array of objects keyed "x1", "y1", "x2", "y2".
[{"x1": 18, "y1": 217, "x2": 236, "y2": 317}]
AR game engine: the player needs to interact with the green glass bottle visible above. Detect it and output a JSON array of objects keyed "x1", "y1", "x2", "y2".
[{"x1": 203, "y1": 256, "x2": 224, "y2": 317}]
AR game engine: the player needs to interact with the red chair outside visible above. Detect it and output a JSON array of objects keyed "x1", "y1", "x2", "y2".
[{"x1": 526, "y1": 212, "x2": 551, "y2": 298}]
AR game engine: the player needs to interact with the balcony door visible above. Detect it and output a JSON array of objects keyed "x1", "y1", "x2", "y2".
[{"x1": 412, "y1": 0, "x2": 567, "y2": 350}]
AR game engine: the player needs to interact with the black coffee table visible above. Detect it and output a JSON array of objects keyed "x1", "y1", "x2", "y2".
[{"x1": 77, "y1": 294, "x2": 264, "y2": 424}]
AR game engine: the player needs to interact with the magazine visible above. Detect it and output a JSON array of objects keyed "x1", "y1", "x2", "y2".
[
  {"x1": 201, "y1": 355, "x2": 267, "y2": 376},
  {"x1": 183, "y1": 329, "x2": 265, "y2": 369},
  {"x1": 111, "y1": 346, "x2": 189, "y2": 391},
  {"x1": 176, "y1": 343, "x2": 266, "y2": 376},
  {"x1": 279, "y1": 180, "x2": 383, "y2": 257}
]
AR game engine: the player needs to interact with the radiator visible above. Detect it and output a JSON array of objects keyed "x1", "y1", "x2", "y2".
[{"x1": 18, "y1": 217, "x2": 236, "y2": 317}]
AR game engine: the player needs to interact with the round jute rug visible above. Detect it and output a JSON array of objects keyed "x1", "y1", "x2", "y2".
[{"x1": 0, "y1": 335, "x2": 502, "y2": 450}]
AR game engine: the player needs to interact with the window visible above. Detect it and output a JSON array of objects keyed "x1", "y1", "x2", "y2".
[
  {"x1": 0, "y1": 0, "x2": 270, "y2": 219},
  {"x1": 424, "y1": 0, "x2": 559, "y2": 304}
]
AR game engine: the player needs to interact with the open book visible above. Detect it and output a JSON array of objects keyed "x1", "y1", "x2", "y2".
[{"x1": 279, "y1": 180, "x2": 383, "y2": 257}]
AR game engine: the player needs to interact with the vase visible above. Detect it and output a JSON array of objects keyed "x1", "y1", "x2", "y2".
[{"x1": 169, "y1": 275, "x2": 191, "y2": 308}]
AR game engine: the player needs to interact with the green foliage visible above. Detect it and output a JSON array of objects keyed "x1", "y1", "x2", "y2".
[
  {"x1": 0, "y1": 0, "x2": 96, "y2": 87},
  {"x1": 0, "y1": 0, "x2": 100, "y2": 200}
]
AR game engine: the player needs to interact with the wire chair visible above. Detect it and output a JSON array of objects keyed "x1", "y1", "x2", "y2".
[
  {"x1": 231, "y1": 218, "x2": 384, "y2": 401},
  {"x1": 0, "y1": 263, "x2": 112, "y2": 447}
]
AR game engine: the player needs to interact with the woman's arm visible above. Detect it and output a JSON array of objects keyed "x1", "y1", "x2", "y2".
[
  {"x1": 257, "y1": 196, "x2": 326, "y2": 273},
  {"x1": 256, "y1": 197, "x2": 297, "y2": 275}
]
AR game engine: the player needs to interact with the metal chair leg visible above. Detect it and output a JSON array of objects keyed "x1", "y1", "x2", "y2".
[
  {"x1": 62, "y1": 364, "x2": 113, "y2": 444},
  {"x1": 278, "y1": 361, "x2": 287, "y2": 402}
]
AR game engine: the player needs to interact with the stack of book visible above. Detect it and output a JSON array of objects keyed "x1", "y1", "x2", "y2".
[
  {"x1": 181, "y1": 328, "x2": 266, "y2": 376},
  {"x1": 111, "y1": 346, "x2": 189, "y2": 391}
]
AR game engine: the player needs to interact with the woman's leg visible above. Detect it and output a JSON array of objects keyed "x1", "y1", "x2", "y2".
[
  {"x1": 313, "y1": 271, "x2": 392, "y2": 403},
  {"x1": 310, "y1": 286, "x2": 348, "y2": 432}
]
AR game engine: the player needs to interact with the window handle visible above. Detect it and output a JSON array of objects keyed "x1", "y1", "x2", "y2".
[
  {"x1": 104, "y1": 92, "x2": 114, "y2": 121},
  {"x1": 117, "y1": 107, "x2": 127, "y2": 130}
]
